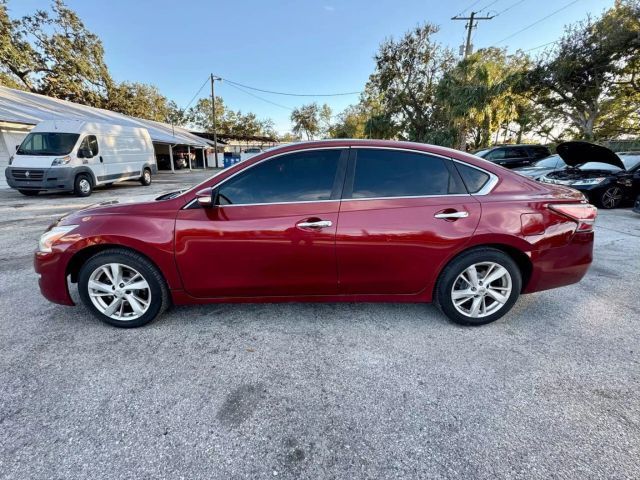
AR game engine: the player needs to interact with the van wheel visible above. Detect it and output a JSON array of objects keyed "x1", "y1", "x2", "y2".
[
  {"x1": 18, "y1": 190, "x2": 40, "y2": 196},
  {"x1": 140, "y1": 168, "x2": 152, "y2": 186},
  {"x1": 74, "y1": 173, "x2": 93, "y2": 197},
  {"x1": 435, "y1": 248, "x2": 522, "y2": 326},
  {"x1": 78, "y1": 249, "x2": 169, "y2": 328}
]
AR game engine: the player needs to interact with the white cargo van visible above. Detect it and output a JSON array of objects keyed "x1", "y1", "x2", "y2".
[{"x1": 4, "y1": 120, "x2": 157, "y2": 197}]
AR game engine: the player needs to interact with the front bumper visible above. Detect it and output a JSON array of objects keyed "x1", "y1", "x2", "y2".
[
  {"x1": 34, "y1": 250, "x2": 74, "y2": 306},
  {"x1": 5, "y1": 166, "x2": 75, "y2": 191}
]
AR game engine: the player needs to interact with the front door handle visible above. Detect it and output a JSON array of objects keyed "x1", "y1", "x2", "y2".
[
  {"x1": 297, "y1": 220, "x2": 333, "y2": 229},
  {"x1": 99, "y1": 156, "x2": 104, "y2": 163},
  {"x1": 434, "y1": 211, "x2": 469, "y2": 219}
]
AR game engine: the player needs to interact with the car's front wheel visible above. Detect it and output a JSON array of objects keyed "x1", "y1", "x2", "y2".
[
  {"x1": 435, "y1": 248, "x2": 522, "y2": 326},
  {"x1": 78, "y1": 249, "x2": 169, "y2": 327}
]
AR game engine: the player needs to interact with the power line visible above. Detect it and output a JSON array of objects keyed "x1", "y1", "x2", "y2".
[
  {"x1": 522, "y1": 39, "x2": 558, "y2": 52},
  {"x1": 183, "y1": 76, "x2": 210, "y2": 111},
  {"x1": 224, "y1": 81, "x2": 295, "y2": 111},
  {"x1": 476, "y1": 0, "x2": 502, "y2": 14},
  {"x1": 494, "y1": 0, "x2": 527, "y2": 16},
  {"x1": 455, "y1": 0, "x2": 485, "y2": 17},
  {"x1": 494, "y1": 0, "x2": 580, "y2": 45},
  {"x1": 220, "y1": 77, "x2": 361, "y2": 97}
]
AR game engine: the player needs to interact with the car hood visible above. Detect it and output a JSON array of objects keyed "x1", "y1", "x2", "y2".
[{"x1": 556, "y1": 141, "x2": 624, "y2": 169}]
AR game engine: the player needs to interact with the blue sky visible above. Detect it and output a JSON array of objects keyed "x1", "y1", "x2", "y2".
[{"x1": 9, "y1": 0, "x2": 613, "y2": 133}]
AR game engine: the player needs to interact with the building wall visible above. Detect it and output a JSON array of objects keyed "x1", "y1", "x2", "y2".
[{"x1": 0, "y1": 124, "x2": 32, "y2": 188}]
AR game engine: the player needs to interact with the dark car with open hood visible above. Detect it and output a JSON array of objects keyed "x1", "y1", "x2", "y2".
[{"x1": 540, "y1": 142, "x2": 640, "y2": 209}]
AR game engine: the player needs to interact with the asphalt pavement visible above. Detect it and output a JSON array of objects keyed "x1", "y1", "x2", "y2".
[{"x1": 0, "y1": 171, "x2": 638, "y2": 479}]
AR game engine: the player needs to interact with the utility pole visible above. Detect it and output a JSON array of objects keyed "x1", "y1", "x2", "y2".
[
  {"x1": 451, "y1": 11, "x2": 494, "y2": 58},
  {"x1": 210, "y1": 74, "x2": 222, "y2": 168}
]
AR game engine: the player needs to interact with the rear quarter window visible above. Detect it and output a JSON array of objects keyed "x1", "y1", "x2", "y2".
[{"x1": 454, "y1": 163, "x2": 491, "y2": 193}]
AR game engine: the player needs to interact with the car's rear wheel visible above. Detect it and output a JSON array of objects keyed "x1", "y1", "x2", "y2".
[
  {"x1": 435, "y1": 248, "x2": 522, "y2": 326},
  {"x1": 78, "y1": 249, "x2": 169, "y2": 328},
  {"x1": 599, "y1": 186, "x2": 623, "y2": 209},
  {"x1": 18, "y1": 189, "x2": 39, "y2": 196}
]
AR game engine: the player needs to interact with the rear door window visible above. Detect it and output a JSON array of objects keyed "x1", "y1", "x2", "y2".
[{"x1": 348, "y1": 149, "x2": 465, "y2": 199}]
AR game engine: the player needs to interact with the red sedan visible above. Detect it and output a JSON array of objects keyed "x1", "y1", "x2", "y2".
[{"x1": 35, "y1": 140, "x2": 597, "y2": 328}]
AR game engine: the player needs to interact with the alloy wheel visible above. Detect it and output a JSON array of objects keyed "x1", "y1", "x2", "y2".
[
  {"x1": 87, "y1": 263, "x2": 151, "y2": 320},
  {"x1": 451, "y1": 262, "x2": 512, "y2": 318},
  {"x1": 602, "y1": 187, "x2": 622, "y2": 208}
]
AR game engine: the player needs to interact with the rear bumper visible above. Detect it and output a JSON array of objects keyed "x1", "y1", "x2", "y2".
[
  {"x1": 34, "y1": 250, "x2": 74, "y2": 306},
  {"x1": 524, "y1": 231, "x2": 594, "y2": 293},
  {"x1": 5, "y1": 166, "x2": 74, "y2": 191}
]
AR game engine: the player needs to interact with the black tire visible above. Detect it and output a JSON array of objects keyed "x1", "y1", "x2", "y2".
[
  {"x1": 434, "y1": 248, "x2": 522, "y2": 326},
  {"x1": 73, "y1": 173, "x2": 93, "y2": 197},
  {"x1": 140, "y1": 168, "x2": 152, "y2": 186},
  {"x1": 78, "y1": 249, "x2": 170, "y2": 328},
  {"x1": 598, "y1": 186, "x2": 623, "y2": 209},
  {"x1": 18, "y1": 189, "x2": 39, "y2": 196}
]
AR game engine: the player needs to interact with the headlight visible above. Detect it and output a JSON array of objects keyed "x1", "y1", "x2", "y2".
[
  {"x1": 571, "y1": 177, "x2": 606, "y2": 186},
  {"x1": 38, "y1": 225, "x2": 78, "y2": 252},
  {"x1": 51, "y1": 155, "x2": 71, "y2": 166}
]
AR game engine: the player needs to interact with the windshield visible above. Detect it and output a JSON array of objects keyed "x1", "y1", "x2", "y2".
[
  {"x1": 474, "y1": 149, "x2": 490, "y2": 157},
  {"x1": 620, "y1": 155, "x2": 640, "y2": 170},
  {"x1": 533, "y1": 155, "x2": 565, "y2": 168},
  {"x1": 17, "y1": 132, "x2": 80, "y2": 156}
]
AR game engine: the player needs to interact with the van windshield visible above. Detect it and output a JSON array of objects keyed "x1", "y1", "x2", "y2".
[{"x1": 16, "y1": 132, "x2": 80, "y2": 156}]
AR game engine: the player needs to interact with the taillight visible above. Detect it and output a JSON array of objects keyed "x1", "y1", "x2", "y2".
[{"x1": 548, "y1": 203, "x2": 598, "y2": 232}]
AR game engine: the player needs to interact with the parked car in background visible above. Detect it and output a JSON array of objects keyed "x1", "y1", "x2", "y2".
[
  {"x1": 513, "y1": 154, "x2": 567, "y2": 180},
  {"x1": 35, "y1": 139, "x2": 596, "y2": 328},
  {"x1": 5, "y1": 120, "x2": 156, "y2": 197},
  {"x1": 541, "y1": 141, "x2": 640, "y2": 209},
  {"x1": 474, "y1": 144, "x2": 551, "y2": 169}
]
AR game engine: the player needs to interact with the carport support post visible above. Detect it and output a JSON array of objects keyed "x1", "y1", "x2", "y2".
[
  {"x1": 187, "y1": 145, "x2": 192, "y2": 170},
  {"x1": 169, "y1": 145, "x2": 175, "y2": 173}
]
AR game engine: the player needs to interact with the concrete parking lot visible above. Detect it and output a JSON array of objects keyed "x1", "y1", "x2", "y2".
[{"x1": 0, "y1": 171, "x2": 638, "y2": 479}]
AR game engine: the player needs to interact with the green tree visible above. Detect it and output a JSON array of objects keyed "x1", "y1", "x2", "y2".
[
  {"x1": 528, "y1": 0, "x2": 640, "y2": 140},
  {"x1": 0, "y1": 0, "x2": 113, "y2": 106},
  {"x1": 438, "y1": 48, "x2": 533, "y2": 149},
  {"x1": 105, "y1": 82, "x2": 172, "y2": 122},
  {"x1": 290, "y1": 103, "x2": 323, "y2": 140},
  {"x1": 188, "y1": 97, "x2": 275, "y2": 137},
  {"x1": 368, "y1": 23, "x2": 455, "y2": 143}
]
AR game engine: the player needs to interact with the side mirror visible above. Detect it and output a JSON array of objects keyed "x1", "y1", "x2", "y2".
[
  {"x1": 196, "y1": 187, "x2": 216, "y2": 207},
  {"x1": 15, "y1": 145, "x2": 19, "y2": 151},
  {"x1": 78, "y1": 148, "x2": 92, "y2": 159}
]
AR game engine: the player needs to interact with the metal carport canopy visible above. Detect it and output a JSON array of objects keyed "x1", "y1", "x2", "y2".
[{"x1": 0, "y1": 86, "x2": 212, "y2": 147}]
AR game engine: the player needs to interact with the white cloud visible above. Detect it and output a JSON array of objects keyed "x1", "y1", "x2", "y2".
[{"x1": 323, "y1": 5, "x2": 335, "y2": 12}]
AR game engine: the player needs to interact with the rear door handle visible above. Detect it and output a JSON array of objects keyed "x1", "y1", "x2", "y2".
[
  {"x1": 297, "y1": 220, "x2": 333, "y2": 229},
  {"x1": 434, "y1": 211, "x2": 469, "y2": 219}
]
